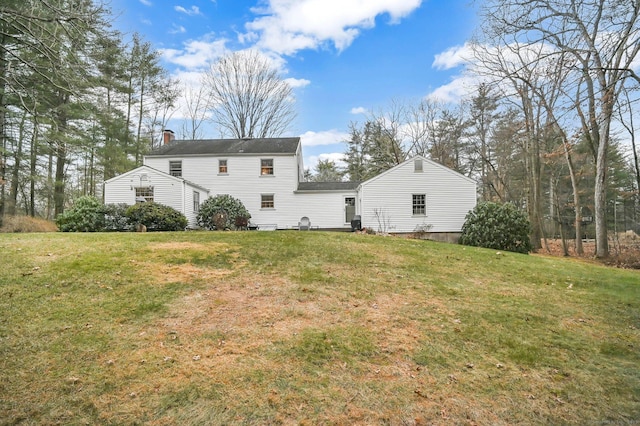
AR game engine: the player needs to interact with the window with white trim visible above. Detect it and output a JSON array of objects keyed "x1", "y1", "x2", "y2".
[
  {"x1": 219, "y1": 159, "x2": 228, "y2": 174},
  {"x1": 135, "y1": 187, "x2": 154, "y2": 203},
  {"x1": 261, "y1": 194, "x2": 274, "y2": 209},
  {"x1": 261, "y1": 159, "x2": 274, "y2": 175},
  {"x1": 412, "y1": 194, "x2": 426, "y2": 215},
  {"x1": 169, "y1": 161, "x2": 182, "y2": 177},
  {"x1": 193, "y1": 191, "x2": 200, "y2": 212}
]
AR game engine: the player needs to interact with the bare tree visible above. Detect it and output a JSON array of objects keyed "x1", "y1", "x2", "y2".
[
  {"x1": 180, "y1": 84, "x2": 211, "y2": 140},
  {"x1": 203, "y1": 50, "x2": 296, "y2": 139},
  {"x1": 480, "y1": 0, "x2": 640, "y2": 258}
]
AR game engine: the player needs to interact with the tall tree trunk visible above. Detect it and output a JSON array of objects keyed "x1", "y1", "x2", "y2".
[
  {"x1": 8, "y1": 112, "x2": 27, "y2": 215},
  {"x1": 53, "y1": 93, "x2": 69, "y2": 217},
  {"x1": 29, "y1": 122, "x2": 38, "y2": 216},
  {"x1": 563, "y1": 140, "x2": 583, "y2": 255}
]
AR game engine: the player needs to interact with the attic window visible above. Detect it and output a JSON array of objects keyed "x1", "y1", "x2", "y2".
[
  {"x1": 414, "y1": 159, "x2": 423, "y2": 173},
  {"x1": 169, "y1": 161, "x2": 182, "y2": 177}
]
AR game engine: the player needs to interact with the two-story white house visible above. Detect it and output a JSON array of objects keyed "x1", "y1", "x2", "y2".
[{"x1": 104, "y1": 133, "x2": 476, "y2": 239}]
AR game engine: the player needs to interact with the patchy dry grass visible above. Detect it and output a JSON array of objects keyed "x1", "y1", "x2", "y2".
[
  {"x1": 0, "y1": 231, "x2": 638, "y2": 425},
  {"x1": 0, "y1": 215, "x2": 58, "y2": 233}
]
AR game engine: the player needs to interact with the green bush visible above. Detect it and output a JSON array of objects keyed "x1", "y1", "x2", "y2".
[
  {"x1": 126, "y1": 202, "x2": 187, "y2": 231},
  {"x1": 102, "y1": 203, "x2": 134, "y2": 232},
  {"x1": 56, "y1": 196, "x2": 105, "y2": 232},
  {"x1": 197, "y1": 195, "x2": 251, "y2": 230},
  {"x1": 459, "y1": 202, "x2": 532, "y2": 254}
]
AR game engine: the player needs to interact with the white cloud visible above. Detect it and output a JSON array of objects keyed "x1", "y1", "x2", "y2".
[
  {"x1": 299, "y1": 129, "x2": 349, "y2": 147},
  {"x1": 432, "y1": 43, "x2": 473, "y2": 70},
  {"x1": 139, "y1": 0, "x2": 152, "y2": 6},
  {"x1": 285, "y1": 77, "x2": 310, "y2": 88},
  {"x1": 175, "y1": 5, "x2": 202, "y2": 16},
  {"x1": 245, "y1": 0, "x2": 423, "y2": 55},
  {"x1": 169, "y1": 24, "x2": 187, "y2": 34},
  {"x1": 350, "y1": 106, "x2": 367, "y2": 114},
  {"x1": 161, "y1": 36, "x2": 229, "y2": 69},
  {"x1": 305, "y1": 152, "x2": 347, "y2": 171},
  {"x1": 427, "y1": 74, "x2": 479, "y2": 103}
]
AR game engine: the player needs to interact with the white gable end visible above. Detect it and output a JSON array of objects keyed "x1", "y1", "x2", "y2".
[{"x1": 359, "y1": 156, "x2": 476, "y2": 233}]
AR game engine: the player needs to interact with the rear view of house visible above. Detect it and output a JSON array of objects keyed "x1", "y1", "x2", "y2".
[{"x1": 104, "y1": 134, "x2": 476, "y2": 239}]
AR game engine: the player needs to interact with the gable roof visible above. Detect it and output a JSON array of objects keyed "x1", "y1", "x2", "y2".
[
  {"x1": 296, "y1": 181, "x2": 360, "y2": 192},
  {"x1": 146, "y1": 137, "x2": 300, "y2": 157},
  {"x1": 360, "y1": 155, "x2": 477, "y2": 187},
  {"x1": 103, "y1": 165, "x2": 210, "y2": 192}
]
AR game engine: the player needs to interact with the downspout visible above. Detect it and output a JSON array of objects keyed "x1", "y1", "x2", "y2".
[{"x1": 182, "y1": 180, "x2": 187, "y2": 228}]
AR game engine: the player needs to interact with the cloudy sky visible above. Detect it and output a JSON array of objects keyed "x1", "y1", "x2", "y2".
[{"x1": 109, "y1": 0, "x2": 479, "y2": 170}]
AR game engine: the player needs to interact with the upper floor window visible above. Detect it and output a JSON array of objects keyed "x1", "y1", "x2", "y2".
[
  {"x1": 261, "y1": 159, "x2": 274, "y2": 175},
  {"x1": 413, "y1": 194, "x2": 426, "y2": 215},
  {"x1": 414, "y1": 159, "x2": 423, "y2": 172},
  {"x1": 219, "y1": 159, "x2": 228, "y2": 174},
  {"x1": 169, "y1": 161, "x2": 182, "y2": 177}
]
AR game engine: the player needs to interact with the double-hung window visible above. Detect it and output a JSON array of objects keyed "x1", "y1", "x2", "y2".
[
  {"x1": 169, "y1": 161, "x2": 182, "y2": 177},
  {"x1": 413, "y1": 194, "x2": 426, "y2": 215},
  {"x1": 261, "y1": 194, "x2": 275, "y2": 209},
  {"x1": 261, "y1": 159, "x2": 274, "y2": 175},
  {"x1": 219, "y1": 159, "x2": 228, "y2": 174}
]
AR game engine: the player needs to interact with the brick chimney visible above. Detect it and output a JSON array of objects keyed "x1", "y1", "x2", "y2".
[{"x1": 163, "y1": 129, "x2": 175, "y2": 145}]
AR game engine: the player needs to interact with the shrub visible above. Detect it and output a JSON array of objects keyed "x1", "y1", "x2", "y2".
[
  {"x1": 56, "y1": 196, "x2": 105, "y2": 232},
  {"x1": 197, "y1": 195, "x2": 251, "y2": 230},
  {"x1": 125, "y1": 202, "x2": 187, "y2": 231},
  {"x1": 0, "y1": 216, "x2": 58, "y2": 233},
  {"x1": 102, "y1": 203, "x2": 134, "y2": 232},
  {"x1": 459, "y1": 202, "x2": 532, "y2": 254}
]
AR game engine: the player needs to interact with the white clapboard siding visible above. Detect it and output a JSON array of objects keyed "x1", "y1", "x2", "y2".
[
  {"x1": 144, "y1": 153, "x2": 354, "y2": 229},
  {"x1": 103, "y1": 166, "x2": 209, "y2": 228},
  {"x1": 290, "y1": 191, "x2": 358, "y2": 229},
  {"x1": 359, "y1": 156, "x2": 476, "y2": 233}
]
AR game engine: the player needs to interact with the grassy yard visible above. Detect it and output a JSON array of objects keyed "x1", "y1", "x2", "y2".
[{"x1": 0, "y1": 231, "x2": 638, "y2": 425}]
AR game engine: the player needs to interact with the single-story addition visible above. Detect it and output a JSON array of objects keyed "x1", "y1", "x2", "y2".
[{"x1": 104, "y1": 133, "x2": 477, "y2": 239}]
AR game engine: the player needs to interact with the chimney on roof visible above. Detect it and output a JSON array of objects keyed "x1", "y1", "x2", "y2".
[{"x1": 163, "y1": 129, "x2": 175, "y2": 145}]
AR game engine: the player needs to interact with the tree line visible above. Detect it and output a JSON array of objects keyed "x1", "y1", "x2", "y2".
[
  {"x1": 0, "y1": 0, "x2": 177, "y2": 223},
  {"x1": 309, "y1": 0, "x2": 640, "y2": 258},
  {"x1": 2, "y1": 0, "x2": 639, "y2": 259}
]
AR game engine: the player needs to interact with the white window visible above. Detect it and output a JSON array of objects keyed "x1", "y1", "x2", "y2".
[
  {"x1": 413, "y1": 194, "x2": 426, "y2": 215},
  {"x1": 193, "y1": 191, "x2": 200, "y2": 212},
  {"x1": 135, "y1": 187, "x2": 154, "y2": 203},
  {"x1": 261, "y1": 159, "x2": 274, "y2": 175},
  {"x1": 219, "y1": 159, "x2": 228, "y2": 174},
  {"x1": 414, "y1": 159, "x2": 423, "y2": 172},
  {"x1": 169, "y1": 161, "x2": 182, "y2": 177},
  {"x1": 261, "y1": 194, "x2": 274, "y2": 209}
]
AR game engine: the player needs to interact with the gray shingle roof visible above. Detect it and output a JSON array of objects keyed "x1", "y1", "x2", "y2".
[
  {"x1": 297, "y1": 181, "x2": 360, "y2": 191},
  {"x1": 147, "y1": 137, "x2": 300, "y2": 156}
]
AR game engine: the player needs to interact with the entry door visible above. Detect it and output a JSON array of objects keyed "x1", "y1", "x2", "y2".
[{"x1": 345, "y1": 197, "x2": 356, "y2": 223}]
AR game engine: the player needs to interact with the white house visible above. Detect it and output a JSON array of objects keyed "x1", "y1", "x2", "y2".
[
  {"x1": 103, "y1": 165, "x2": 209, "y2": 228},
  {"x1": 104, "y1": 133, "x2": 476, "y2": 238}
]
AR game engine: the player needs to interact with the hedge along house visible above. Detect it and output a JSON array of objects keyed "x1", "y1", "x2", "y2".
[{"x1": 103, "y1": 132, "x2": 476, "y2": 238}]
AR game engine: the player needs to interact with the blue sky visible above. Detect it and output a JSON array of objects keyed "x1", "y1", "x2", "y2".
[{"x1": 109, "y1": 0, "x2": 479, "y2": 170}]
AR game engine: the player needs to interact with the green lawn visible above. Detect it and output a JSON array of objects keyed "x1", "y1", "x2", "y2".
[{"x1": 1, "y1": 231, "x2": 638, "y2": 425}]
